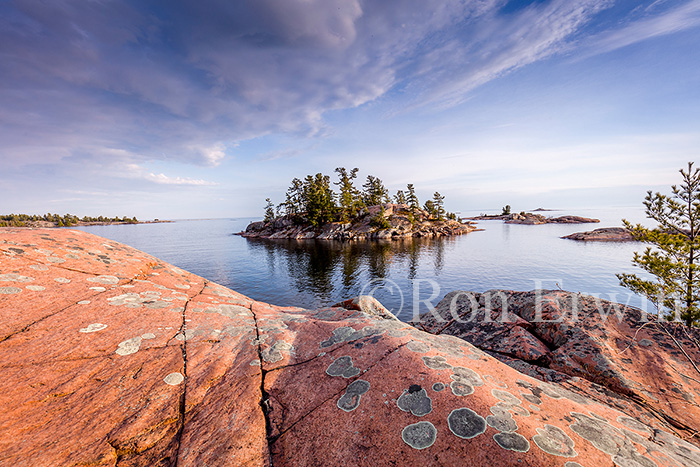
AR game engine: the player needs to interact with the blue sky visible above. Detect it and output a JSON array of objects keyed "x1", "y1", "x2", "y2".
[{"x1": 2, "y1": 0, "x2": 700, "y2": 219}]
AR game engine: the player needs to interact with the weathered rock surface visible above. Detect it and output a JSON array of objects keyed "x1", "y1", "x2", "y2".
[
  {"x1": 563, "y1": 227, "x2": 635, "y2": 242},
  {"x1": 417, "y1": 290, "x2": 700, "y2": 447},
  {"x1": 240, "y1": 203, "x2": 476, "y2": 240},
  {"x1": 1, "y1": 228, "x2": 699, "y2": 466},
  {"x1": 470, "y1": 213, "x2": 600, "y2": 225}
]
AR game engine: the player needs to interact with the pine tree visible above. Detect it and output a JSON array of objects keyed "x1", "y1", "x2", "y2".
[
  {"x1": 406, "y1": 184, "x2": 420, "y2": 216},
  {"x1": 618, "y1": 162, "x2": 700, "y2": 326},
  {"x1": 264, "y1": 198, "x2": 275, "y2": 223},
  {"x1": 432, "y1": 192, "x2": 445, "y2": 221},
  {"x1": 302, "y1": 173, "x2": 336, "y2": 227},
  {"x1": 424, "y1": 200, "x2": 435, "y2": 219},
  {"x1": 334, "y1": 167, "x2": 361, "y2": 222},
  {"x1": 283, "y1": 178, "x2": 304, "y2": 215},
  {"x1": 394, "y1": 190, "x2": 407, "y2": 205},
  {"x1": 362, "y1": 175, "x2": 390, "y2": 206}
]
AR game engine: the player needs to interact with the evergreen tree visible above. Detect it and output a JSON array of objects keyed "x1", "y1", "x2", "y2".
[
  {"x1": 432, "y1": 192, "x2": 445, "y2": 220},
  {"x1": 302, "y1": 173, "x2": 336, "y2": 227},
  {"x1": 284, "y1": 178, "x2": 304, "y2": 215},
  {"x1": 334, "y1": 167, "x2": 361, "y2": 222},
  {"x1": 406, "y1": 184, "x2": 420, "y2": 215},
  {"x1": 362, "y1": 175, "x2": 390, "y2": 206},
  {"x1": 264, "y1": 198, "x2": 275, "y2": 223},
  {"x1": 618, "y1": 162, "x2": 700, "y2": 326},
  {"x1": 394, "y1": 190, "x2": 407, "y2": 205},
  {"x1": 502, "y1": 205, "x2": 511, "y2": 215},
  {"x1": 424, "y1": 200, "x2": 436, "y2": 219}
]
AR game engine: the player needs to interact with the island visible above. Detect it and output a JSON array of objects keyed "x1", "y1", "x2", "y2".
[
  {"x1": 468, "y1": 211, "x2": 599, "y2": 224},
  {"x1": 562, "y1": 227, "x2": 635, "y2": 241},
  {"x1": 0, "y1": 213, "x2": 170, "y2": 228},
  {"x1": 239, "y1": 168, "x2": 477, "y2": 240},
  {"x1": 241, "y1": 202, "x2": 476, "y2": 240}
]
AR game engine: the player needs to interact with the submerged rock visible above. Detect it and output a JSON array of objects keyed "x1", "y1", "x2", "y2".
[{"x1": 0, "y1": 228, "x2": 698, "y2": 466}]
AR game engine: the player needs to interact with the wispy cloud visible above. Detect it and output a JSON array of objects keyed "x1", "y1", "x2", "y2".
[
  {"x1": 583, "y1": 0, "x2": 700, "y2": 55},
  {"x1": 144, "y1": 173, "x2": 218, "y2": 186},
  {"x1": 2, "y1": 0, "x2": 699, "y2": 217}
]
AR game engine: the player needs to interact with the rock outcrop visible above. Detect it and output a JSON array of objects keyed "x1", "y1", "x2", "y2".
[
  {"x1": 417, "y1": 290, "x2": 700, "y2": 445},
  {"x1": 470, "y1": 213, "x2": 600, "y2": 225},
  {"x1": 1, "y1": 228, "x2": 699, "y2": 466},
  {"x1": 240, "y1": 203, "x2": 476, "y2": 240},
  {"x1": 563, "y1": 227, "x2": 635, "y2": 242}
]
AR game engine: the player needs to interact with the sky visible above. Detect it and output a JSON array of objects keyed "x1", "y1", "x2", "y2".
[{"x1": 2, "y1": 0, "x2": 700, "y2": 219}]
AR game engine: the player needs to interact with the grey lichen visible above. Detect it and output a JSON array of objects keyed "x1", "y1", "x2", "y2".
[
  {"x1": 337, "y1": 380, "x2": 370, "y2": 412},
  {"x1": 533, "y1": 424, "x2": 577, "y2": 457},
  {"x1": 447, "y1": 407, "x2": 486, "y2": 439},
  {"x1": 397, "y1": 385, "x2": 432, "y2": 416},
  {"x1": 326, "y1": 356, "x2": 361, "y2": 378},
  {"x1": 493, "y1": 432, "x2": 530, "y2": 452},
  {"x1": 401, "y1": 421, "x2": 437, "y2": 450}
]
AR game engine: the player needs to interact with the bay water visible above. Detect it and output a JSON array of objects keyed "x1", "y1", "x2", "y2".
[{"x1": 74, "y1": 206, "x2": 653, "y2": 321}]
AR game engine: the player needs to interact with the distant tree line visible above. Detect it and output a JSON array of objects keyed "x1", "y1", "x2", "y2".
[
  {"x1": 263, "y1": 168, "x2": 457, "y2": 228},
  {"x1": 0, "y1": 213, "x2": 138, "y2": 227}
]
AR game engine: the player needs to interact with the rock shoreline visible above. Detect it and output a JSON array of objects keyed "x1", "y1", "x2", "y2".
[
  {"x1": 239, "y1": 203, "x2": 477, "y2": 240},
  {"x1": 1, "y1": 228, "x2": 698, "y2": 466}
]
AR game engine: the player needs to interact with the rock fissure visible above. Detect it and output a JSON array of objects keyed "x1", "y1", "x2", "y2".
[
  {"x1": 0, "y1": 289, "x2": 112, "y2": 343},
  {"x1": 171, "y1": 280, "x2": 205, "y2": 466},
  {"x1": 249, "y1": 303, "x2": 275, "y2": 467}
]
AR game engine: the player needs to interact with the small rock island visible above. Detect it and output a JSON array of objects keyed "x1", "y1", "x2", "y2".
[
  {"x1": 470, "y1": 212, "x2": 599, "y2": 225},
  {"x1": 239, "y1": 168, "x2": 476, "y2": 240},
  {"x1": 562, "y1": 227, "x2": 634, "y2": 241},
  {"x1": 242, "y1": 203, "x2": 476, "y2": 240}
]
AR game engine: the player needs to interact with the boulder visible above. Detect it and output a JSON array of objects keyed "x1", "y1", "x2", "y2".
[{"x1": 1, "y1": 228, "x2": 698, "y2": 466}]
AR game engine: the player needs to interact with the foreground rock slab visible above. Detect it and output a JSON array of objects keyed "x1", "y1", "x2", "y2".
[{"x1": 1, "y1": 228, "x2": 699, "y2": 466}]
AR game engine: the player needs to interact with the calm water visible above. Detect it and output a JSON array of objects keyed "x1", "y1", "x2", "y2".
[{"x1": 74, "y1": 207, "x2": 653, "y2": 321}]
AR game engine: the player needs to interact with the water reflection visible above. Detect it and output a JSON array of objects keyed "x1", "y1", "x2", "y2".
[{"x1": 244, "y1": 237, "x2": 450, "y2": 309}]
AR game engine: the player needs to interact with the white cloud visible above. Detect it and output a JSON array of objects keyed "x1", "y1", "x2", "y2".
[
  {"x1": 191, "y1": 143, "x2": 227, "y2": 167},
  {"x1": 584, "y1": 0, "x2": 700, "y2": 55},
  {"x1": 145, "y1": 173, "x2": 218, "y2": 186}
]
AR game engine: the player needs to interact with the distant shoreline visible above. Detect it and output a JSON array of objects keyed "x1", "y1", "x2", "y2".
[{"x1": 2, "y1": 220, "x2": 173, "y2": 228}]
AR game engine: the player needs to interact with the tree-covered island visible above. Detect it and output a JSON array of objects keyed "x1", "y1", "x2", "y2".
[
  {"x1": 0, "y1": 213, "x2": 165, "y2": 228},
  {"x1": 241, "y1": 168, "x2": 476, "y2": 240}
]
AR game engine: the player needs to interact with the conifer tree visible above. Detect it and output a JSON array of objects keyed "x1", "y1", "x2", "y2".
[
  {"x1": 264, "y1": 198, "x2": 275, "y2": 223},
  {"x1": 406, "y1": 184, "x2": 420, "y2": 214},
  {"x1": 362, "y1": 175, "x2": 390, "y2": 206},
  {"x1": 394, "y1": 190, "x2": 407, "y2": 205},
  {"x1": 334, "y1": 167, "x2": 361, "y2": 222},
  {"x1": 618, "y1": 162, "x2": 700, "y2": 326},
  {"x1": 424, "y1": 200, "x2": 435, "y2": 219},
  {"x1": 283, "y1": 178, "x2": 304, "y2": 215},
  {"x1": 432, "y1": 192, "x2": 445, "y2": 220},
  {"x1": 302, "y1": 173, "x2": 336, "y2": 227}
]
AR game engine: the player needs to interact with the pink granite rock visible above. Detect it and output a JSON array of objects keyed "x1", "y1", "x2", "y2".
[{"x1": 1, "y1": 228, "x2": 698, "y2": 466}]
